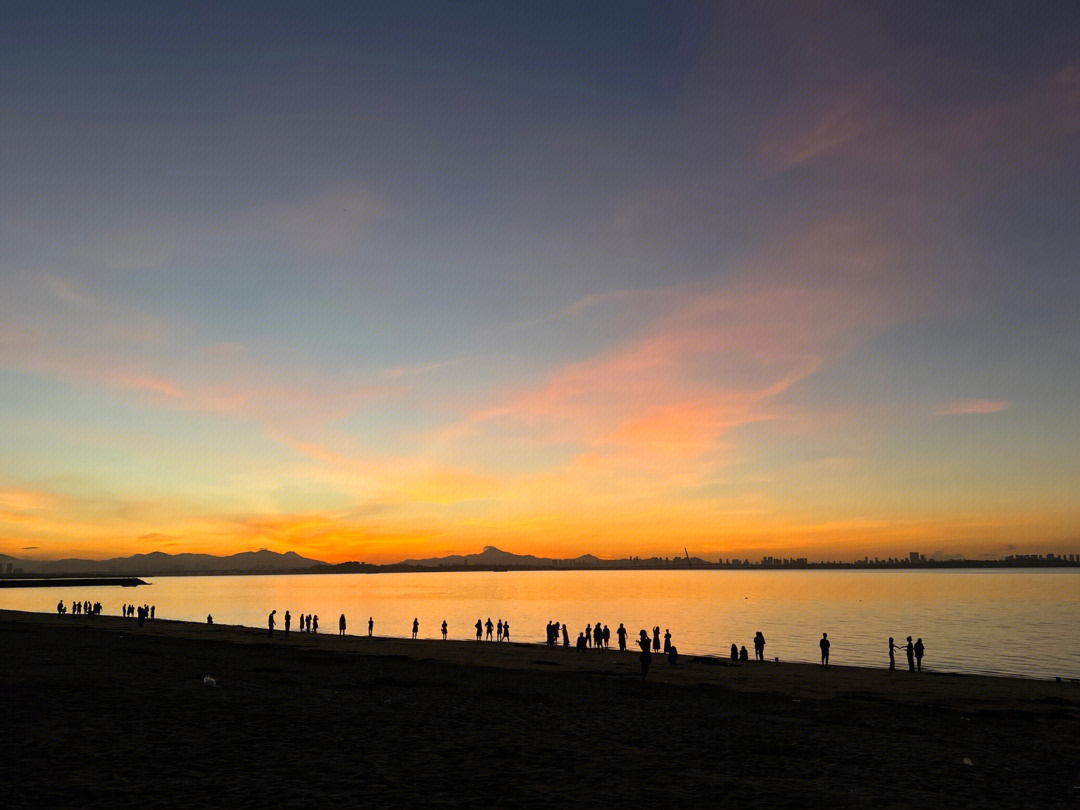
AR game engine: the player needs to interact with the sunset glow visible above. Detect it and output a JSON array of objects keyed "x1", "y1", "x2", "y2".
[{"x1": 2, "y1": 3, "x2": 1078, "y2": 563}]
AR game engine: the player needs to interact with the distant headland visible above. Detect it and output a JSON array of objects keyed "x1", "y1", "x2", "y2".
[{"x1": 1, "y1": 546, "x2": 1078, "y2": 579}]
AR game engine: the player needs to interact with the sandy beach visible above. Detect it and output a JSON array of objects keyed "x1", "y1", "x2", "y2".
[{"x1": 2, "y1": 609, "x2": 1078, "y2": 808}]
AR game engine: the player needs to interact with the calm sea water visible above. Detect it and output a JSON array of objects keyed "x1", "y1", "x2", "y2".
[{"x1": 4, "y1": 569, "x2": 1078, "y2": 680}]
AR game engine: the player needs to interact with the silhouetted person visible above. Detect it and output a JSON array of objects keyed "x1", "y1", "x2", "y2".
[
  {"x1": 442, "y1": 620, "x2": 448, "y2": 640},
  {"x1": 497, "y1": 620, "x2": 503, "y2": 641},
  {"x1": 475, "y1": 619, "x2": 483, "y2": 641},
  {"x1": 485, "y1": 618, "x2": 494, "y2": 640},
  {"x1": 739, "y1": 645, "x2": 748, "y2": 662},
  {"x1": 57, "y1": 600, "x2": 64, "y2": 615},
  {"x1": 412, "y1": 618, "x2": 419, "y2": 639},
  {"x1": 585, "y1": 623, "x2": 592, "y2": 648},
  {"x1": 731, "y1": 643, "x2": 738, "y2": 661},
  {"x1": 617, "y1": 623, "x2": 627, "y2": 651},
  {"x1": 904, "y1": 636, "x2": 915, "y2": 671},
  {"x1": 663, "y1": 629, "x2": 671, "y2": 654},
  {"x1": 207, "y1": 614, "x2": 213, "y2": 625},
  {"x1": 653, "y1": 626, "x2": 660, "y2": 653},
  {"x1": 312, "y1": 615, "x2": 318, "y2": 633},
  {"x1": 285, "y1": 610, "x2": 291, "y2": 634},
  {"x1": 603, "y1": 625, "x2": 610, "y2": 648},
  {"x1": 889, "y1": 637, "x2": 898, "y2": 671},
  {"x1": 268, "y1": 610, "x2": 276, "y2": 637},
  {"x1": 137, "y1": 606, "x2": 145, "y2": 627},
  {"x1": 754, "y1": 632, "x2": 765, "y2": 661},
  {"x1": 368, "y1": 617, "x2": 374, "y2": 637},
  {"x1": 339, "y1": 614, "x2": 346, "y2": 637},
  {"x1": 554, "y1": 621, "x2": 561, "y2": 646},
  {"x1": 562, "y1": 624, "x2": 569, "y2": 647},
  {"x1": 577, "y1": 632, "x2": 586, "y2": 651},
  {"x1": 593, "y1": 623, "x2": 602, "y2": 650},
  {"x1": 914, "y1": 638, "x2": 925, "y2": 671},
  {"x1": 820, "y1": 633, "x2": 830, "y2": 667},
  {"x1": 638, "y1": 630, "x2": 652, "y2": 685},
  {"x1": 668, "y1": 646, "x2": 679, "y2": 665},
  {"x1": 503, "y1": 621, "x2": 509, "y2": 641},
  {"x1": 150, "y1": 606, "x2": 155, "y2": 620},
  {"x1": 546, "y1": 621, "x2": 554, "y2": 647}
]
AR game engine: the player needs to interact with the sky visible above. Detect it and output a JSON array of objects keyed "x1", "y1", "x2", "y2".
[{"x1": 2, "y1": 1, "x2": 1079, "y2": 563}]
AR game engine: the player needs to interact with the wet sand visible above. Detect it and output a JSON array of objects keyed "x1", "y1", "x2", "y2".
[{"x1": 2, "y1": 609, "x2": 1078, "y2": 808}]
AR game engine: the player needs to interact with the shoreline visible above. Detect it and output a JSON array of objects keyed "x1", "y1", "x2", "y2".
[
  {"x1": 4, "y1": 608, "x2": 1079, "y2": 808},
  {"x1": 4, "y1": 609, "x2": 1078, "y2": 710}
]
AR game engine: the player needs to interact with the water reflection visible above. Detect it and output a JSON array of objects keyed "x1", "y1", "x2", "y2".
[{"x1": 3, "y1": 569, "x2": 1077, "y2": 679}]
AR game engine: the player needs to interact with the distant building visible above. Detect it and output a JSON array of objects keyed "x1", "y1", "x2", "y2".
[{"x1": 909, "y1": 551, "x2": 920, "y2": 564}]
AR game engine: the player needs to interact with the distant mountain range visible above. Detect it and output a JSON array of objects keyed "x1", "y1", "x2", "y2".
[
  {"x1": 395, "y1": 545, "x2": 700, "y2": 569},
  {"x1": 0, "y1": 549, "x2": 325, "y2": 576}
]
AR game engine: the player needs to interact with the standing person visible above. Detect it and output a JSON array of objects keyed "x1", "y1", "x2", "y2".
[
  {"x1": 730, "y1": 643, "x2": 738, "y2": 661},
  {"x1": 584, "y1": 624, "x2": 592, "y2": 648},
  {"x1": 663, "y1": 629, "x2": 671, "y2": 654},
  {"x1": 339, "y1": 614, "x2": 346, "y2": 637},
  {"x1": 562, "y1": 624, "x2": 569, "y2": 647},
  {"x1": 593, "y1": 624, "x2": 602, "y2": 650},
  {"x1": 603, "y1": 625, "x2": 610, "y2": 649},
  {"x1": 617, "y1": 623, "x2": 627, "y2": 651},
  {"x1": 637, "y1": 630, "x2": 652, "y2": 685},
  {"x1": 150, "y1": 606, "x2": 155, "y2": 620},
  {"x1": 268, "y1": 610, "x2": 276, "y2": 637},
  {"x1": 441, "y1": 620, "x2": 448, "y2": 640},
  {"x1": 485, "y1": 618, "x2": 494, "y2": 640},
  {"x1": 284, "y1": 611, "x2": 291, "y2": 634},
  {"x1": 653, "y1": 627, "x2": 660, "y2": 653},
  {"x1": 497, "y1": 620, "x2": 503, "y2": 642},
  {"x1": 888, "y1": 637, "x2": 899, "y2": 671},
  {"x1": 412, "y1": 618, "x2": 419, "y2": 639},
  {"x1": 819, "y1": 633, "x2": 830, "y2": 667},
  {"x1": 368, "y1": 617, "x2": 374, "y2": 637},
  {"x1": 914, "y1": 638, "x2": 925, "y2": 671},
  {"x1": 754, "y1": 632, "x2": 766, "y2": 661},
  {"x1": 475, "y1": 619, "x2": 483, "y2": 641},
  {"x1": 904, "y1": 636, "x2": 915, "y2": 672},
  {"x1": 312, "y1": 615, "x2": 318, "y2": 634},
  {"x1": 207, "y1": 614, "x2": 213, "y2": 625},
  {"x1": 503, "y1": 622, "x2": 509, "y2": 641},
  {"x1": 553, "y1": 621, "x2": 560, "y2": 646},
  {"x1": 546, "y1": 621, "x2": 554, "y2": 647}
]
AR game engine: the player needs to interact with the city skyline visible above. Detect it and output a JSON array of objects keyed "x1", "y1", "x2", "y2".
[{"x1": 2, "y1": 2, "x2": 1079, "y2": 563}]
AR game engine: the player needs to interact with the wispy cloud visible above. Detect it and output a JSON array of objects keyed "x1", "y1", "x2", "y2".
[
  {"x1": 758, "y1": 63, "x2": 1080, "y2": 196},
  {"x1": 77, "y1": 186, "x2": 389, "y2": 270},
  {"x1": 937, "y1": 400, "x2": 1011, "y2": 416}
]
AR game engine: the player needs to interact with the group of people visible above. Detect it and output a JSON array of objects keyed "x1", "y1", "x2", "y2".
[
  {"x1": 889, "y1": 636, "x2": 926, "y2": 671},
  {"x1": 122, "y1": 603, "x2": 153, "y2": 620},
  {"x1": 256, "y1": 609, "x2": 926, "y2": 677},
  {"x1": 728, "y1": 631, "x2": 768, "y2": 663},
  {"x1": 473, "y1": 617, "x2": 510, "y2": 641},
  {"x1": 56, "y1": 599, "x2": 103, "y2": 616},
  {"x1": 266, "y1": 610, "x2": 320, "y2": 636}
]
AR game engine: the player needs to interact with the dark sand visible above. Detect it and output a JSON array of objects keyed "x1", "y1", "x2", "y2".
[{"x1": 3, "y1": 610, "x2": 1078, "y2": 809}]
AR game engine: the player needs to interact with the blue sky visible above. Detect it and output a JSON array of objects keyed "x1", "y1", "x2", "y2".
[{"x1": 2, "y1": 2, "x2": 1078, "y2": 561}]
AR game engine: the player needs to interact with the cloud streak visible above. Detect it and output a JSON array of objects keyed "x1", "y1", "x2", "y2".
[{"x1": 937, "y1": 400, "x2": 1012, "y2": 416}]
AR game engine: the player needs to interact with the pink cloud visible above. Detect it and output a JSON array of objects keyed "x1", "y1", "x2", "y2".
[
  {"x1": 937, "y1": 400, "x2": 1011, "y2": 416},
  {"x1": 757, "y1": 62, "x2": 1080, "y2": 196},
  {"x1": 473, "y1": 234, "x2": 904, "y2": 473}
]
